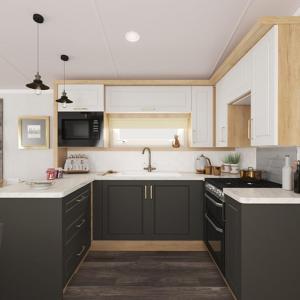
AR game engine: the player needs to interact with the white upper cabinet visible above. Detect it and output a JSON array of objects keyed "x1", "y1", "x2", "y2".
[
  {"x1": 215, "y1": 78, "x2": 229, "y2": 147},
  {"x1": 57, "y1": 84, "x2": 104, "y2": 112},
  {"x1": 105, "y1": 86, "x2": 192, "y2": 113},
  {"x1": 190, "y1": 86, "x2": 213, "y2": 147},
  {"x1": 251, "y1": 25, "x2": 278, "y2": 146}
]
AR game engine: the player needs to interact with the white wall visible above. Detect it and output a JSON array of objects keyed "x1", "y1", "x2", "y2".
[
  {"x1": 0, "y1": 90, "x2": 54, "y2": 182},
  {"x1": 236, "y1": 147, "x2": 257, "y2": 169}
]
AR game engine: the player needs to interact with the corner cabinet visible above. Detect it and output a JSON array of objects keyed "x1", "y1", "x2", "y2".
[
  {"x1": 57, "y1": 84, "x2": 104, "y2": 112},
  {"x1": 190, "y1": 86, "x2": 213, "y2": 147},
  {"x1": 105, "y1": 86, "x2": 192, "y2": 113},
  {"x1": 93, "y1": 180, "x2": 203, "y2": 240}
]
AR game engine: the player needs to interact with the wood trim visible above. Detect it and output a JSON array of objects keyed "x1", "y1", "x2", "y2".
[
  {"x1": 210, "y1": 17, "x2": 300, "y2": 84},
  {"x1": 278, "y1": 24, "x2": 300, "y2": 145},
  {"x1": 53, "y1": 79, "x2": 212, "y2": 86},
  {"x1": 227, "y1": 104, "x2": 251, "y2": 147},
  {"x1": 90, "y1": 240, "x2": 207, "y2": 251}
]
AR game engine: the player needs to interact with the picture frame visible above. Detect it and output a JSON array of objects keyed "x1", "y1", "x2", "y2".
[{"x1": 18, "y1": 116, "x2": 50, "y2": 149}]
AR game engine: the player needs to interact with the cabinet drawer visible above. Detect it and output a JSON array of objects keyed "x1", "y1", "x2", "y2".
[
  {"x1": 64, "y1": 186, "x2": 90, "y2": 227},
  {"x1": 64, "y1": 212, "x2": 89, "y2": 246},
  {"x1": 63, "y1": 226, "x2": 90, "y2": 285}
]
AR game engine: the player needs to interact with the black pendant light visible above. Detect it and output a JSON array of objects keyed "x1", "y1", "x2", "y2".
[
  {"x1": 56, "y1": 55, "x2": 73, "y2": 105},
  {"x1": 26, "y1": 14, "x2": 49, "y2": 94}
]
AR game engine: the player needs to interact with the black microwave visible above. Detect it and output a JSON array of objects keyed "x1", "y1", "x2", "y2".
[{"x1": 58, "y1": 112, "x2": 103, "y2": 147}]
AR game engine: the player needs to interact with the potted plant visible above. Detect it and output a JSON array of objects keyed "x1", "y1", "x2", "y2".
[
  {"x1": 222, "y1": 155, "x2": 231, "y2": 173},
  {"x1": 228, "y1": 153, "x2": 241, "y2": 174}
]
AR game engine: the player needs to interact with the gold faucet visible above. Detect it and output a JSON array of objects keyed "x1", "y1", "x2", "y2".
[{"x1": 142, "y1": 147, "x2": 156, "y2": 172}]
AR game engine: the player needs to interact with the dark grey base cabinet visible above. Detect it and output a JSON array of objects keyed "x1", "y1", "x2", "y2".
[
  {"x1": 225, "y1": 195, "x2": 300, "y2": 300},
  {"x1": 93, "y1": 180, "x2": 203, "y2": 240},
  {"x1": 0, "y1": 184, "x2": 91, "y2": 300}
]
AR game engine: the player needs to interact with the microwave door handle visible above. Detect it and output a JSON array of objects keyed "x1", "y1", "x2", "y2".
[
  {"x1": 205, "y1": 214, "x2": 223, "y2": 233},
  {"x1": 205, "y1": 193, "x2": 223, "y2": 207}
]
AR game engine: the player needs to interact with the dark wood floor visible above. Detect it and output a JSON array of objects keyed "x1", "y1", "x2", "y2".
[{"x1": 64, "y1": 251, "x2": 234, "y2": 300}]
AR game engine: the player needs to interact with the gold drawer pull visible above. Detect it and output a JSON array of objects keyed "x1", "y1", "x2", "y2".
[{"x1": 76, "y1": 196, "x2": 85, "y2": 203}]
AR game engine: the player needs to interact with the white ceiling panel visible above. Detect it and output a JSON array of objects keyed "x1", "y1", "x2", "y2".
[{"x1": 0, "y1": 0, "x2": 299, "y2": 88}]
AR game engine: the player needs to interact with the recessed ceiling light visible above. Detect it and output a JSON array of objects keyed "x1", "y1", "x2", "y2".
[{"x1": 125, "y1": 31, "x2": 140, "y2": 42}]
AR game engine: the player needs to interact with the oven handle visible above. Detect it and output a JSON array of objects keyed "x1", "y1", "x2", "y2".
[
  {"x1": 205, "y1": 213, "x2": 224, "y2": 233},
  {"x1": 205, "y1": 193, "x2": 223, "y2": 207}
]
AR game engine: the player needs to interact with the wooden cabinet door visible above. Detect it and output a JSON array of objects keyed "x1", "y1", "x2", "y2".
[
  {"x1": 150, "y1": 181, "x2": 203, "y2": 240},
  {"x1": 102, "y1": 181, "x2": 149, "y2": 239},
  {"x1": 251, "y1": 25, "x2": 278, "y2": 146},
  {"x1": 225, "y1": 197, "x2": 241, "y2": 299},
  {"x1": 191, "y1": 86, "x2": 213, "y2": 147},
  {"x1": 58, "y1": 84, "x2": 104, "y2": 112},
  {"x1": 105, "y1": 86, "x2": 192, "y2": 113}
]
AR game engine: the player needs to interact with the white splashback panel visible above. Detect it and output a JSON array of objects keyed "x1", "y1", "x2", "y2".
[{"x1": 68, "y1": 150, "x2": 234, "y2": 173}]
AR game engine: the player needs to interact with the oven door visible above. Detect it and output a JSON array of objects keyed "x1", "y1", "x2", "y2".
[
  {"x1": 204, "y1": 213, "x2": 225, "y2": 274},
  {"x1": 204, "y1": 192, "x2": 224, "y2": 227}
]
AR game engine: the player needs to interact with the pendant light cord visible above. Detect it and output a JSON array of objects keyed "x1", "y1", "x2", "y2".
[
  {"x1": 37, "y1": 22, "x2": 39, "y2": 74},
  {"x1": 63, "y1": 60, "x2": 66, "y2": 91}
]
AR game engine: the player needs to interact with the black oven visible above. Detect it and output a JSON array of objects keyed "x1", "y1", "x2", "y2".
[
  {"x1": 204, "y1": 183, "x2": 225, "y2": 274},
  {"x1": 58, "y1": 112, "x2": 103, "y2": 147}
]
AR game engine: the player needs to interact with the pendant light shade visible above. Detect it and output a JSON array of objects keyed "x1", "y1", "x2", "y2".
[
  {"x1": 56, "y1": 55, "x2": 73, "y2": 105},
  {"x1": 26, "y1": 14, "x2": 49, "y2": 93}
]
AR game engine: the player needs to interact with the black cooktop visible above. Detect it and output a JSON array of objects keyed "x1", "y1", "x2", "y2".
[{"x1": 205, "y1": 178, "x2": 281, "y2": 190}]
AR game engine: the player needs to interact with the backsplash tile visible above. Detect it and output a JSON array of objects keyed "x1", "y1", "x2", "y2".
[{"x1": 257, "y1": 147, "x2": 297, "y2": 183}]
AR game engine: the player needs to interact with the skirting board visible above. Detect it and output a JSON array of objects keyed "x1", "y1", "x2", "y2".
[{"x1": 91, "y1": 240, "x2": 207, "y2": 251}]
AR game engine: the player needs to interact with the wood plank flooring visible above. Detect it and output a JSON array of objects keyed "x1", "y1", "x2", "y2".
[{"x1": 64, "y1": 251, "x2": 234, "y2": 300}]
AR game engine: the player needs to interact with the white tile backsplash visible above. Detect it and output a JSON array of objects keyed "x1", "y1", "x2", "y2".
[{"x1": 68, "y1": 150, "x2": 235, "y2": 173}]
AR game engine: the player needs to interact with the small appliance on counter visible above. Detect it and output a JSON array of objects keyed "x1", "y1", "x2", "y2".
[
  {"x1": 195, "y1": 154, "x2": 211, "y2": 174},
  {"x1": 64, "y1": 154, "x2": 89, "y2": 174}
]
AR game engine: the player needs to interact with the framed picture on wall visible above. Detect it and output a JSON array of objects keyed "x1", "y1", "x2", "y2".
[{"x1": 18, "y1": 116, "x2": 50, "y2": 149}]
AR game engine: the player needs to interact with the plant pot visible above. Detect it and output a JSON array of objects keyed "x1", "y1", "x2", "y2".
[
  {"x1": 230, "y1": 164, "x2": 240, "y2": 174},
  {"x1": 222, "y1": 163, "x2": 231, "y2": 173}
]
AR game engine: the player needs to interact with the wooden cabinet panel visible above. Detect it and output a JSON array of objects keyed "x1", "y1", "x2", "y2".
[
  {"x1": 105, "y1": 86, "x2": 192, "y2": 113},
  {"x1": 58, "y1": 84, "x2": 104, "y2": 112},
  {"x1": 191, "y1": 86, "x2": 213, "y2": 147}
]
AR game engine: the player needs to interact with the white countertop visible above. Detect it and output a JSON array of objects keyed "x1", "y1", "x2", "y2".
[
  {"x1": 224, "y1": 188, "x2": 300, "y2": 204},
  {"x1": 0, "y1": 172, "x2": 236, "y2": 198}
]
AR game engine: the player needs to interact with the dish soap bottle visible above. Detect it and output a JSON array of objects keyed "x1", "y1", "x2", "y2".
[
  {"x1": 294, "y1": 160, "x2": 300, "y2": 193},
  {"x1": 282, "y1": 155, "x2": 292, "y2": 190}
]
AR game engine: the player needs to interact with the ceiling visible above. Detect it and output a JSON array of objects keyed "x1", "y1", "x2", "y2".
[{"x1": 0, "y1": 0, "x2": 299, "y2": 89}]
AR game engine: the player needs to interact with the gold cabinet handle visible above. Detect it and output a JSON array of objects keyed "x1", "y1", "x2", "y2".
[
  {"x1": 150, "y1": 185, "x2": 153, "y2": 199},
  {"x1": 247, "y1": 119, "x2": 251, "y2": 140},
  {"x1": 144, "y1": 185, "x2": 147, "y2": 199}
]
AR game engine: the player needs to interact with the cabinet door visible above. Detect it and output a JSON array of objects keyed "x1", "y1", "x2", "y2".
[
  {"x1": 251, "y1": 26, "x2": 278, "y2": 146},
  {"x1": 150, "y1": 181, "x2": 203, "y2": 240},
  {"x1": 216, "y1": 79, "x2": 228, "y2": 147},
  {"x1": 105, "y1": 86, "x2": 192, "y2": 113},
  {"x1": 58, "y1": 84, "x2": 104, "y2": 112},
  {"x1": 225, "y1": 197, "x2": 241, "y2": 299},
  {"x1": 102, "y1": 181, "x2": 149, "y2": 239},
  {"x1": 191, "y1": 86, "x2": 213, "y2": 147}
]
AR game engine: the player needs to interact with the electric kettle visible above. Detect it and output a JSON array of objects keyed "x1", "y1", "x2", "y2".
[{"x1": 195, "y1": 154, "x2": 211, "y2": 174}]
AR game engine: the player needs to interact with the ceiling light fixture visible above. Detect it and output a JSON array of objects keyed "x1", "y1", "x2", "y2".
[
  {"x1": 125, "y1": 31, "x2": 140, "y2": 42},
  {"x1": 26, "y1": 14, "x2": 49, "y2": 95},
  {"x1": 56, "y1": 55, "x2": 73, "y2": 107}
]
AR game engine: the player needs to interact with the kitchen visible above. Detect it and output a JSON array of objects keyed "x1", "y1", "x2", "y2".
[{"x1": 1, "y1": 1, "x2": 300, "y2": 300}]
